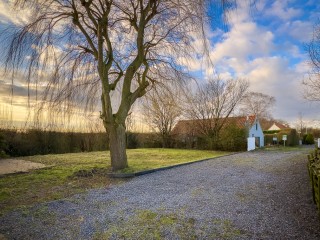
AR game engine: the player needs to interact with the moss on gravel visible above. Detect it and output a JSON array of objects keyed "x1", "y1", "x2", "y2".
[{"x1": 95, "y1": 209, "x2": 244, "y2": 239}]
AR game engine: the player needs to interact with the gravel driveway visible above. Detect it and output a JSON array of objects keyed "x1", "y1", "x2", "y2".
[{"x1": 1, "y1": 148, "x2": 320, "y2": 239}]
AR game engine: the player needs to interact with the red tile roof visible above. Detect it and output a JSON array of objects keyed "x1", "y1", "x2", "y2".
[{"x1": 172, "y1": 116, "x2": 256, "y2": 136}]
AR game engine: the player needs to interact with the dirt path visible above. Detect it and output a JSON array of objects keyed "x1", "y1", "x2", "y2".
[{"x1": 0, "y1": 159, "x2": 47, "y2": 175}]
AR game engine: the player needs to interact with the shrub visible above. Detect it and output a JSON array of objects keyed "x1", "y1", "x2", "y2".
[
  {"x1": 0, "y1": 132, "x2": 6, "y2": 151},
  {"x1": 264, "y1": 134, "x2": 278, "y2": 145},
  {"x1": 126, "y1": 132, "x2": 139, "y2": 149},
  {"x1": 264, "y1": 129, "x2": 299, "y2": 146},
  {"x1": 0, "y1": 132, "x2": 8, "y2": 158},
  {"x1": 218, "y1": 123, "x2": 247, "y2": 151},
  {"x1": 196, "y1": 136, "x2": 216, "y2": 150},
  {"x1": 263, "y1": 130, "x2": 280, "y2": 134},
  {"x1": 135, "y1": 133, "x2": 162, "y2": 148},
  {"x1": 305, "y1": 133, "x2": 315, "y2": 145},
  {"x1": 286, "y1": 129, "x2": 299, "y2": 146},
  {"x1": 278, "y1": 129, "x2": 299, "y2": 146},
  {"x1": 302, "y1": 134, "x2": 308, "y2": 144}
]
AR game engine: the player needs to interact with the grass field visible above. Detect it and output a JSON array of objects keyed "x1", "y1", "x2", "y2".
[{"x1": 0, "y1": 148, "x2": 229, "y2": 215}]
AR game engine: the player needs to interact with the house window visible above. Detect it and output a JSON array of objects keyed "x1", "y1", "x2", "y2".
[
  {"x1": 252, "y1": 134, "x2": 254, "y2": 137},
  {"x1": 256, "y1": 123, "x2": 258, "y2": 130}
]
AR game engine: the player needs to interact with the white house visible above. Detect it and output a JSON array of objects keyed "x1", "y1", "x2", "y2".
[{"x1": 247, "y1": 117, "x2": 264, "y2": 147}]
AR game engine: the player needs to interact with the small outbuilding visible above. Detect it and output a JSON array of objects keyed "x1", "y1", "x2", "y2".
[{"x1": 247, "y1": 117, "x2": 264, "y2": 147}]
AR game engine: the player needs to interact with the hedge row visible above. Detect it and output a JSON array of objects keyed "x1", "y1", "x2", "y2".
[
  {"x1": 264, "y1": 129, "x2": 299, "y2": 146},
  {"x1": 0, "y1": 126, "x2": 248, "y2": 158},
  {"x1": 0, "y1": 129, "x2": 109, "y2": 157},
  {"x1": 307, "y1": 148, "x2": 320, "y2": 212}
]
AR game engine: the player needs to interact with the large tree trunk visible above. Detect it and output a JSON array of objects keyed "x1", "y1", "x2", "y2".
[{"x1": 108, "y1": 123, "x2": 128, "y2": 171}]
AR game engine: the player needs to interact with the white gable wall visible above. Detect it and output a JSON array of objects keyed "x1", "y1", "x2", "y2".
[
  {"x1": 268, "y1": 123, "x2": 281, "y2": 131},
  {"x1": 248, "y1": 119, "x2": 264, "y2": 147}
]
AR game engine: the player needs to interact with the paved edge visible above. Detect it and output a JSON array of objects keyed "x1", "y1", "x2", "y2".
[{"x1": 107, "y1": 152, "x2": 240, "y2": 178}]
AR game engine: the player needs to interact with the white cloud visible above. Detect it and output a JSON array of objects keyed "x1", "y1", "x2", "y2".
[
  {"x1": 264, "y1": 1, "x2": 302, "y2": 21},
  {"x1": 231, "y1": 56, "x2": 319, "y2": 122},
  {"x1": 209, "y1": 28, "x2": 225, "y2": 39},
  {"x1": 280, "y1": 42, "x2": 306, "y2": 59},
  {"x1": 204, "y1": 3, "x2": 274, "y2": 78},
  {"x1": 177, "y1": 56, "x2": 203, "y2": 72},
  {"x1": 210, "y1": 21, "x2": 274, "y2": 64},
  {"x1": 277, "y1": 20, "x2": 314, "y2": 42},
  {"x1": 0, "y1": 1, "x2": 32, "y2": 25},
  {"x1": 294, "y1": 61, "x2": 310, "y2": 74},
  {"x1": 253, "y1": 0, "x2": 267, "y2": 12}
]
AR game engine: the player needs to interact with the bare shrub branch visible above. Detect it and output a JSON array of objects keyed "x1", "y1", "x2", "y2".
[
  {"x1": 183, "y1": 77, "x2": 249, "y2": 142},
  {"x1": 239, "y1": 92, "x2": 276, "y2": 119},
  {"x1": 303, "y1": 23, "x2": 320, "y2": 101}
]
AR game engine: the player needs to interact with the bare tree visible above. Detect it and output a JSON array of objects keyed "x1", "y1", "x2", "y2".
[
  {"x1": 184, "y1": 77, "x2": 249, "y2": 148},
  {"x1": 1, "y1": 0, "x2": 237, "y2": 171},
  {"x1": 303, "y1": 23, "x2": 320, "y2": 101},
  {"x1": 239, "y1": 92, "x2": 276, "y2": 119},
  {"x1": 296, "y1": 112, "x2": 305, "y2": 138},
  {"x1": 142, "y1": 87, "x2": 182, "y2": 147}
]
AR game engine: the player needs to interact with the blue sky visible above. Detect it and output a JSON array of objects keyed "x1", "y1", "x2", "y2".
[
  {"x1": 0, "y1": 0, "x2": 319, "y2": 128},
  {"x1": 200, "y1": 0, "x2": 319, "y2": 126}
]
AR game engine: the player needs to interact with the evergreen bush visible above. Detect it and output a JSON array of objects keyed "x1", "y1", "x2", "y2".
[{"x1": 305, "y1": 133, "x2": 315, "y2": 145}]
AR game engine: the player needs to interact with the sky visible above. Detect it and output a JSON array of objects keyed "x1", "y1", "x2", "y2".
[
  {"x1": 0, "y1": 0, "x2": 319, "y2": 129},
  {"x1": 200, "y1": 0, "x2": 320, "y2": 127}
]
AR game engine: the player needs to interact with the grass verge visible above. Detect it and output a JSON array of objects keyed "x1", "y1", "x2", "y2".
[
  {"x1": 0, "y1": 148, "x2": 229, "y2": 215},
  {"x1": 259, "y1": 145, "x2": 308, "y2": 152}
]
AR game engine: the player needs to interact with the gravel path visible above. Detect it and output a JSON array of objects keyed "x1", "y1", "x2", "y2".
[{"x1": 1, "y1": 148, "x2": 320, "y2": 239}]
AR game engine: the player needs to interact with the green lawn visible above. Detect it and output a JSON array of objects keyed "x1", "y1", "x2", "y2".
[{"x1": 0, "y1": 148, "x2": 229, "y2": 215}]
